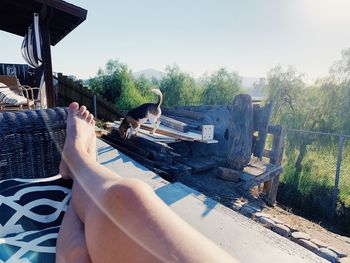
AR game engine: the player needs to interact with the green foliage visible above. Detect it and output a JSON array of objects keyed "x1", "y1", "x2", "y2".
[
  {"x1": 266, "y1": 65, "x2": 307, "y2": 129},
  {"x1": 201, "y1": 68, "x2": 241, "y2": 105},
  {"x1": 268, "y1": 49, "x2": 350, "y2": 233},
  {"x1": 88, "y1": 61, "x2": 246, "y2": 110},
  {"x1": 88, "y1": 60, "x2": 149, "y2": 110},
  {"x1": 159, "y1": 64, "x2": 202, "y2": 107}
]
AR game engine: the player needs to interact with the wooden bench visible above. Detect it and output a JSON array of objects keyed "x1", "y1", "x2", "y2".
[
  {"x1": 240, "y1": 125, "x2": 285, "y2": 205},
  {"x1": 221, "y1": 95, "x2": 285, "y2": 205}
]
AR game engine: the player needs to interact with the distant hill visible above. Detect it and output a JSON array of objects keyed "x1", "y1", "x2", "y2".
[{"x1": 133, "y1": 69, "x2": 165, "y2": 80}]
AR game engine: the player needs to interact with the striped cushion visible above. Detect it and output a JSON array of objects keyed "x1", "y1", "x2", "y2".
[
  {"x1": 0, "y1": 88, "x2": 28, "y2": 105},
  {"x1": 0, "y1": 175, "x2": 72, "y2": 263}
]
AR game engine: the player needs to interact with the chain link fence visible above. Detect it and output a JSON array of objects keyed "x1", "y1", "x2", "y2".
[{"x1": 276, "y1": 129, "x2": 350, "y2": 234}]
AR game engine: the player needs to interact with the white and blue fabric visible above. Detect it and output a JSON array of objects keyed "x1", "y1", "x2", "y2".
[
  {"x1": 0, "y1": 88, "x2": 27, "y2": 106},
  {"x1": 21, "y1": 13, "x2": 42, "y2": 69},
  {"x1": 0, "y1": 176, "x2": 72, "y2": 263}
]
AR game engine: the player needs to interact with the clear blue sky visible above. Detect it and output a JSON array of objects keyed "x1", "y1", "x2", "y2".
[{"x1": 1, "y1": 0, "x2": 350, "y2": 81}]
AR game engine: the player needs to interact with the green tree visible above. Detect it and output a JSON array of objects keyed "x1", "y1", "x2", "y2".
[
  {"x1": 159, "y1": 65, "x2": 201, "y2": 107},
  {"x1": 267, "y1": 61, "x2": 350, "y2": 188},
  {"x1": 201, "y1": 68, "x2": 241, "y2": 105},
  {"x1": 330, "y1": 47, "x2": 350, "y2": 83},
  {"x1": 134, "y1": 75, "x2": 157, "y2": 101},
  {"x1": 88, "y1": 60, "x2": 147, "y2": 110},
  {"x1": 266, "y1": 65, "x2": 319, "y2": 184}
]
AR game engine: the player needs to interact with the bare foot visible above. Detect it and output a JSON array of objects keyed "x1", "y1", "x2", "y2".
[{"x1": 60, "y1": 102, "x2": 96, "y2": 179}]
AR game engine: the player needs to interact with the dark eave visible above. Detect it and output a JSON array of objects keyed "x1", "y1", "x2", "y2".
[{"x1": 0, "y1": 0, "x2": 87, "y2": 46}]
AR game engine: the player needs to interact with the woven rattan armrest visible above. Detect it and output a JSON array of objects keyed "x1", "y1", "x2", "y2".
[{"x1": 0, "y1": 107, "x2": 68, "y2": 180}]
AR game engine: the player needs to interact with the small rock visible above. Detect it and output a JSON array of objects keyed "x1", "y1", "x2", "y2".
[
  {"x1": 327, "y1": 246, "x2": 348, "y2": 258},
  {"x1": 253, "y1": 212, "x2": 270, "y2": 219},
  {"x1": 339, "y1": 257, "x2": 350, "y2": 263},
  {"x1": 259, "y1": 217, "x2": 276, "y2": 228},
  {"x1": 317, "y1": 248, "x2": 338, "y2": 263},
  {"x1": 310, "y1": 238, "x2": 328, "y2": 248},
  {"x1": 283, "y1": 223, "x2": 298, "y2": 232},
  {"x1": 273, "y1": 223, "x2": 291, "y2": 237},
  {"x1": 271, "y1": 217, "x2": 284, "y2": 224},
  {"x1": 291, "y1": 231, "x2": 311, "y2": 242},
  {"x1": 297, "y1": 239, "x2": 319, "y2": 253},
  {"x1": 232, "y1": 202, "x2": 242, "y2": 211},
  {"x1": 240, "y1": 206, "x2": 256, "y2": 217}
]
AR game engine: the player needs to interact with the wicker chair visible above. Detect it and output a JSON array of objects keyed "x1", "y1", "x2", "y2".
[
  {"x1": 0, "y1": 108, "x2": 69, "y2": 262},
  {"x1": 0, "y1": 75, "x2": 41, "y2": 111},
  {"x1": 0, "y1": 107, "x2": 67, "y2": 180}
]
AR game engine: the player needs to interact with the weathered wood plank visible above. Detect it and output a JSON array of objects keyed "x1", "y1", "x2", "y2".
[
  {"x1": 267, "y1": 125, "x2": 282, "y2": 136},
  {"x1": 262, "y1": 149, "x2": 272, "y2": 159},
  {"x1": 162, "y1": 114, "x2": 202, "y2": 130},
  {"x1": 265, "y1": 126, "x2": 285, "y2": 205},
  {"x1": 217, "y1": 167, "x2": 240, "y2": 182},
  {"x1": 253, "y1": 102, "x2": 273, "y2": 159},
  {"x1": 101, "y1": 134, "x2": 152, "y2": 159},
  {"x1": 239, "y1": 166, "x2": 283, "y2": 190},
  {"x1": 162, "y1": 108, "x2": 204, "y2": 120},
  {"x1": 227, "y1": 94, "x2": 253, "y2": 171},
  {"x1": 160, "y1": 115, "x2": 190, "y2": 132},
  {"x1": 178, "y1": 157, "x2": 218, "y2": 173}
]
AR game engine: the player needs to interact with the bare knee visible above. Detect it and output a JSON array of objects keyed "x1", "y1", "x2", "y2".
[
  {"x1": 109, "y1": 178, "x2": 152, "y2": 199},
  {"x1": 103, "y1": 178, "x2": 153, "y2": 210}
]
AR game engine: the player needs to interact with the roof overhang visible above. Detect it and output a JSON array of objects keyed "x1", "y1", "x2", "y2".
[{"x1": 0, "y1": 0, "x2": 87, "y2": 46}]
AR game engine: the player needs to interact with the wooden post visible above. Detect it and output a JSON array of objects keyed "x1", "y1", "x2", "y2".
[
  {"x1": 331, "y1": 136, "x2": 345, "y2": 219},
  {"x1": 253, "y1": 102, "x2": 273, "y2": 159},
  {"x1": 227, "y1": 94, "x2": 253, "y2": 171},
  {"x1": 265, "y1": 125, "x2": 285, "y2": 205},
  {"x1": 40, "y1": 8, "x2": 56, "y2": 108}
]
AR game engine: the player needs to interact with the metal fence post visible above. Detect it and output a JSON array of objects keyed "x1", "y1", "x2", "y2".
[
  {"x1": 93, "y1": 95, "x2": 97, "y2": 118},
  {"x1": 331, "y1": 136, "x2": 345, "y2": 219}
]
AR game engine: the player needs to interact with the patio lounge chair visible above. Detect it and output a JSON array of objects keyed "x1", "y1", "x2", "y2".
[
  {"x1": 0, "y1": 75, "x2": 41, "y2": 111},
  {"x1": 0, "y1": 107, "x2": 68, "y2": 262}
]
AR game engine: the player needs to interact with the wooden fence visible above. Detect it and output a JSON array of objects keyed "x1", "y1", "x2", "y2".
[{"x1": 56, "y1": 73, "x2": 122, "y2": 121}]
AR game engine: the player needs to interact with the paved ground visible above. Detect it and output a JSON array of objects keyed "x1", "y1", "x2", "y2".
[{"x1": 97, "y1": 139, "x2": 327, "y2": 263}]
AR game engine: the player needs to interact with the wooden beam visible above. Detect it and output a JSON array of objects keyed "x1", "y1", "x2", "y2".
[
  {"x1": 40, "y1": 6, "x2": 55, "y2": 108},
  {"x1": 34, "y1": 0, "x2": 87, "y2": 19},
  {"x1": 162, "y1": 108, "x2": 204, "y2": 120},
  {"x1": 217, "y1": 167, "x2": 240, "y2": 182},
  {"x1": 162, "y1": 114, "x2": 201, "y2": 130},
  {"x1": 160, "y1": 115, "x2": 190, "y2": 132},
  {"x1": 41, "y1": 19, "x2": 55, "y2": 107},
  {"x1": 178, "y1": 157, "x2": 218, "y2": 173},
  {"x1": 0, "y1": 0, "x2": 87, "y2": 46},
  {"x1": 253, "y1": 102, "x2": 273, "y2": 159},
  {"x1": 227, "y1": 94, "x2": 253, "y2": 170},
  {"x1": 265, "y1": 126, "x2": 285, "y2": 205},
  {"x1": 239, "y1": 166, "x2": 282, "y2": 190}
]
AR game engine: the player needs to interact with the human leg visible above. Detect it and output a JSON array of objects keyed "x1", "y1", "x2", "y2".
[
  {"x1": 61, "y1": 102, "x2": 237, "y2": 263},
  {"x1": 58, "y1": 103, "x2": 161, "y2": 262},
  {"x1": 56, "y1": 198, "x2": 91, "y2": 263},
  {"x1": 56, "y1": 110, "x2": 96, "y2": 263}
]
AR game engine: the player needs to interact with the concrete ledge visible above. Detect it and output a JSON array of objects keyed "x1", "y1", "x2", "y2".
[{"x1": 97, "y1": 139, "x2": 327, "y2": 263}]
